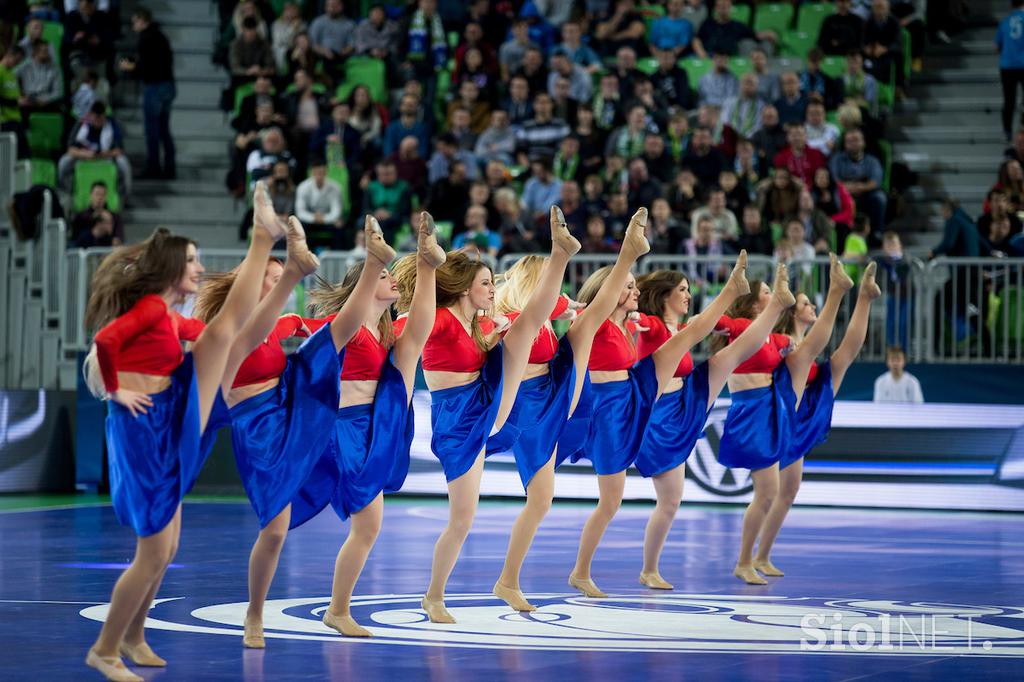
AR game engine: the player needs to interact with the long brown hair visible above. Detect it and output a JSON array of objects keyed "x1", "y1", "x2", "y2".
[
  {"x1": 709, "y1": 279, "x2": 765, "y2": 353},
  {"x1": 436, "y1": 249, "x2": 492, "y2": 352},
  {"x1": 636, "y1": 269, "x2": 687, "y2": 323},
  {"x1": 85, "y1": 227, "x2": 195, "y2": 331},
  {"x1": 192, "y1": 257, "x2": 283, "y2": 323},
  {"x1": 307, "y1": 262, "x2": 394, "y2": 347},
  {"x1": 392, "y1": 253, "x2": 418, "y2": 315}
]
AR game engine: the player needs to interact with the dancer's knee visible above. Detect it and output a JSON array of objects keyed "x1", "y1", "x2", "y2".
[
  {"x1": 446, "y1": 512, "x2": 475, "y2": 540},
  {"x1": 258, "y1": 524, "x2": 288, "y2": 551}
]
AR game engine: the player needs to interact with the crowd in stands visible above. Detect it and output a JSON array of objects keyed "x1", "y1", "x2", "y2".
[{"x1": 212, "y1": 0, "x2": 946, "y2": 263}]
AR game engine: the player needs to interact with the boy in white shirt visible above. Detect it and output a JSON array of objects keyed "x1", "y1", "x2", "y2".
[{"x1": 873, "y1": 346, "x2": 924, "y2": 403}]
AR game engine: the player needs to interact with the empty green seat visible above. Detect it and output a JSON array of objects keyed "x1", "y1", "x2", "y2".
[
  {"x1": 26, "y1": 112, "x2": 64, "y2": 156},
  {"x1": 782, "y1": 30, "x2": 816, "y2": 58},
  {"x1": 73, "y1": 160, "x2": 120, "y2": 212},
  {"x1": 335, "y1": 56, "x2": 387, "y2": 104},
  {"x1": 729, "y1": 56, "x2": 752, "y2": 76},
  {"x1": 40, "y1": 20, "x2": 63, "y2": 51},
  {"x1": 679, "y1": 57, "x2": 713, "y2": 86},
  {"x1": 821, "y1": 56, "x2": 845, "y2": 78},
  {"x1": 753, "y1": 3, "x2": 794, "y2": 35},
  {"x1": 637, "y1": 57, "x2": 658, "y2": 75},
  {"x1": 730, "y1": 4, "x2": 752, "y2": 25},
  {"x1": 796, "y1": 3, "x2": 834, "y2": 36},
  {"x1": 30, "y1": 158, "x2": 56, "y2": 188}
]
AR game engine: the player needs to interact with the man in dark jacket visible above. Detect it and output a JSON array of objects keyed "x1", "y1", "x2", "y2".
[{"x1": 120, "y1": 7, "x2": 176, "y2": 178}]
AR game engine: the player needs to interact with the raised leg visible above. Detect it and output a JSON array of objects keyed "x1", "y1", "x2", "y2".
[
  {"x1": 323, "y1": 494, "x2": 383, "y2": 638},
  {"x1": 733, "y1": 465, "x2": 779, "y2": 585},
  {"x1": 326, "y1": 216, "x2": 397, "y2": 352},
  {"x1": 423, "y1": 452, "x2": 485, "y2": 623},
  {"x1": 639, "y1": 463, "x2": 685, "y2": 589},
  {"x1": 830, "y1": 262, "x2": 880, "y2": 392},
  {"x1": 494, "y1": 452, "x2": 556, "y2": 612},
  {"x1": 569, "y1": 471, "x2": 626, "y2": 598},
  {"x1": 753, "y1": 458, "x2": 803, "y2": 577},
  {"x1": 242, "y1": 505, "x2": 291, "y2": 648}
]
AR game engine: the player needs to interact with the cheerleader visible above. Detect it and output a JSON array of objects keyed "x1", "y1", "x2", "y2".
[
  {"x1": 751, "y1": 262, "x2": 881, "y2": 578},
  {"x1": 307, "y1": 213, "x2": 445, "y2": 638},
  {"x1": 716, "y1": 254, "x2": 853, "y2": 585},
  {"x1": 633, "y1": 263, "x2": 798, "y2": 589},
  {"x1": 419, "y1": 208, "x2": 581, "y2": 624},
  {"x1": 82, "y1": 185, "x2": 285, "y2": 681},
  {"x1": 566, "y1": 251, "x2": 758, "y2": 598},
  {"x1": 190, "y1": 216, "x2": 395, "y2": 648}
]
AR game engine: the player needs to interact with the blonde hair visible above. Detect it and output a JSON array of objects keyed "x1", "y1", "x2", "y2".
[
  {"x1": 575, "y1": 265, "x2": 614, "y2": 306},
  {"x1": 436, "y1": 249, "x2": 492, "y2": 352},
  {"x1": 192, "y1": 258, "x2": 283, "y2": 323},
  {"x1": 495, "y1": 254, "x2": 546, "y2": 315},
  {"x1": 306, "y1": 263, "x2": 394, "y2": 348}
]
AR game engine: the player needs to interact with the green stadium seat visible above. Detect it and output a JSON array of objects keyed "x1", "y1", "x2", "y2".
[
  {"x1": 730, "y1": 4, "x2": 752, "y2": 25},
  {"x1": 821, "y1": 56, "x2": 845, "y2": 78},
  {"x1": 637, "y1": 57, "x2": 659, "y2": 75},
  {"x1": 285, "y1": 82, "x2": 327, "y2": 95},
  {"x1": 902, "y1": 27, "x2": 912, "y2": 82},
  {"x1": 335, "y1": 56, "x2": 387, "y2": 103},
  {"x1": 729, "y1": 56, "x2": 753, "y2": 76},
  {"x1": 753, "y1": 3, "x2": 794, "y2": 35},
  {"x1": 782, "y1": 30, "x2": 816, "y2": 58},
  {"x1": 639, "y1": 3, "x2": 666, "y2": 32},
  {"x1": 434, "y1": 220, "x2": 454, "y2": 246},
  {"x1": 30, "y1": 158, "x2": 56, "y2": 188},
  {"x1": 232, "y1": 82, "x2": 277, "y2": 118},
  {"x1": 679, "y1": 57, "x2": 713, "y2": 86},
  {"x1": 447, "y1": 31, "x2": 459, "y2": 49},
  {"x1": 40, "y1": 20, "x2": 63, "y2": 49},
  {"x1": 325, "y1": 142, "x2": 351, "y2": 210},
  {"x1": 796, "y1": 2, "x2": 834, "y2": 36},
  {"x1": 73, "y1": 160, "x2": 120, "y2": 212},
  {"x1": 26, "y1": 112, "x2": 63, "y2": 157}
]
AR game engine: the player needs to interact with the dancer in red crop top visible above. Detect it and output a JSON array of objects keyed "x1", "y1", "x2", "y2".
[
  {"x1": 82, "y1": 183, "x2": 288, "y2": 682},
  {"x1": 629, "y1": 265, "x2": 797, "y2": 590},
  {"x1": 190, "y1": 215, "x2": 395, "y2": 648},
  {"x1": 714, "y1": 253, "x2": 856, "y2": 585},
  {"x1": 419, "y1": 207, "x2": 583, "y2": 624},
  {"x1": 306, "y1": 213, "x2": 446, "y2": 638},
  {"x1": 566, "y1": 253, "x2": 778, "y2": 598},
  {"x1": 750, "y1": 262, "x2": 881, "y2": 581}
]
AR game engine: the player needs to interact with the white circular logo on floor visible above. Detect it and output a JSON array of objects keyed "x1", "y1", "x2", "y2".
[{"x1": 80, "y1": 594, "x2": 1024, "y2": 656}]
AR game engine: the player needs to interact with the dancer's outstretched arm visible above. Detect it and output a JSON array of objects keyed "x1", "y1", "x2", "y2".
[{"x1": 326, "y1": 216, "x2": 397, "y2": 352}]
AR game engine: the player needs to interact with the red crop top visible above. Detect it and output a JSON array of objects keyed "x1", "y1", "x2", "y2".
[
  {"x1": 502, "y1": 295, "x2": 571, "y2": 365},
  {"x1": 421, "y1": 308, "x2": 495, "y2": 372},
  {"x1": 585, "y1": 314, "x2": 639, "y2": 371},
  {"x1": 636, "y1": 315, "x2": 695, "y2": 378},
  {"x1": 715, "y1": 316, "x2": 791, "y2": 374},
  {"x1": 340, "y1": 325, "x2": 389, "y2": 381},
  {"x1": 232, "y1": 315, "x2": 312, "y2": 388},
  {"x1": 807, "y1": 361, "x2": 820, "y2": 384},
  {"x1": 93, "y1": 294, "x2": 206, "y2": 392}
]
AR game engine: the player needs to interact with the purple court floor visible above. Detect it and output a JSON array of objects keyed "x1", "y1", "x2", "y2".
[{"x1": 1, "y1": 498, "x2": 1023, "y2": 680}]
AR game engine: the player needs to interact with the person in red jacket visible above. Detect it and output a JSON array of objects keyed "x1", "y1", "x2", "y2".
[{"x1": 773, "y1": 122, "x2": 827, "y2": 187}]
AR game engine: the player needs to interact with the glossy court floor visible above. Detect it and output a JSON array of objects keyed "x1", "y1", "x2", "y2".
[{"x1": 1, "y1": 496, "x2": 1023, "y2": 680}]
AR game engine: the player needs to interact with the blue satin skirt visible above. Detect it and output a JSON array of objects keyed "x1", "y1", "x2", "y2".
[
  {"x1": 568, "y1": 356, "x2": 659, "y2": 475},
  {"x1": 328, "y1": 352, "x2": 413, "y2": 520},
  {"x1": 227, "y1": 324, "x2": 341, "y2": 529},
  {"x1": 487, "y1": 335, "x2": 577, "y2": 490},
  {"x1": 717, "y1": 364, "x2": 796, "y2": 471},
  {"x1": 636, "y1": 361, "x2": 712, "y2": 478},
  {"x1": 105, "y1": 352, "x2": 226, "y2": 537},
  {"x1": 783, "y1": 361, "x2": 835, "y2": 470},
  {"x1": 429, "y1": 344, "x2": 504, "y2": 482}
]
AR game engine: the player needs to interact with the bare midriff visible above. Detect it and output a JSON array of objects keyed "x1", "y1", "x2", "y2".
[
  {"x1": 340, "y1": 379, "x2": 378, "y2": 407},
  {"x1": 728, "y1": 372, "x2": 773, "y2": 392},
  {"x1": 663, "y1": 376, "x2": 684, "y2": 394},
  {"x1": 116, "y1": 371, "x2": 172, "y2": 396},
  {"x1": 424, "y1": 369, "x2": 481, "y2": 392},
  {"x1": 226, "y1": 377, "x2": 280, "y2": 408},
  {"x1": 589, "y1": 369, "x2": 628, "y2": 383},
  {"x1": 523, "y1": 362, "x2": 549, "y2": 380}
]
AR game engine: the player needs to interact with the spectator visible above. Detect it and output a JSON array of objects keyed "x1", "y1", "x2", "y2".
[
  {"x1": 230, "y1": 15, "x2": 275, "y2": 84},
  {"x1": 978, "y1": 190, "x2": 1023, "y2": 246},
  {"x1": 751, "y1": 46, "x2": 780, "y2": 103},
  {"x1": 774, "y1": 122, "x2": 828, "y2": 186},
  {"x1": 309, "y1": 0, "x2": 355, "y2": 73},
  {"x1": 930, "y1": 198, "x2": 981, "y2": 258},
  {"x1": 592, "y1": 72, "x2": 625, "y2": 134},
  {"x1": 873, "y1": 346, "x2": 923, "y2": 403},
  {"x1": 245, "y1": 126, "x2": 295, "y2": 189},
  {"x1": 553, "y1": 135, "x2": 583, "y2": 183},
  {"x1": 718, "y1": 168, "x2": 748, "y2": 215},
  {"x1": 737, "y1": 205, "x2": 773, "y2": 255},
  {"x1": 691, "y1": 186, "x2": 739, "y2": 241},
  {"x1": 750, "y1": 104, "x2": 787, "y2": 175},
  {"x1": 286, "y1": 32, "x2": 320, "y2": 77},
  {"x1": 550, "y1": 75, "x2": 580, "y2": 129},
  {"x1": 503, "y1": 75, "x2": 534, "y2": 127},
  {"x1": 515, "y1": 46, "x2": 548, "y2": 96},
  {"x1": 626, "y1": 158, "x2": 664, "y2": 212},
  {"x1": 682, "y1": 125, "x2": 726, "y2": 188},
  {"x1": 382, "y1": 94, "x2": 429, "y2": 157},
  {"x1": 494, "y1": 187, "x2": 537, "y2": 253},
  {"x1": 295, "y1": 158, "x2": 345, "y2": 249},
  {"x1": 669, "y1": 167, "x2": 702, "y2": 218},
  {"x1": 642, "y1": 133, "x2": 675, "y2": 184},
  {"x1": 1005, "y1": 128, "x2": 1024, "y2": 164},
  {"x1": 311, "y1": 101, "x2": 362, "y2": 171},
  {"x1": 425, "y1": 158, "x2": 469, "y2": 223},
  {"x1": 18, "y1": 19, "x2": 56, "y2": 63},
  {"x1": 16, "y1": 40, "x2": 62, "y2": 114},
  {"x1": 863, "y1": 0, "x2": 904, "y2": 92},
  {"x1": 58, "y1": 101, "x2": 131, "y2": 197},
  {"x1": 448, "y1": 106, "x2": 478, "y2": 152},
  {"x1": 398, "y1": 0, "x2": 448, "y2": 125},
  {"x1": 841, "y1": 214, "x2": 871, "y2": 281},
  {"x1": 283, "y1": 68, "x2": 329, "y2": 169},
  {"x1": 452, "y1": 205, "x2": 501, "y2": 257},
  {"x1": 64, "y1": 0, "x2": 114, "y2": 80},
  {"x1": 830, "y1": 128, "x2": 887, "y2": 231},
  {"x1": 70, "y1": 181, "x2": 124, "y2": 247},
  {"x1": 499, "y1": 18, "x2": 537, "y2": 82},
  {"x1": 650, "y1": 47, "x2": 694, "y2": 111},
  {"x1": 268, "y1": 160, "x2": 296, "y2": 218},
  {"x1": 605, "y1": 104, "x2": 652, "y2": 160},
  {"x1": 698, "y1": 52, "x2": 738, "y2": 107},
  {"x1": 734, "y1": 137, "x2": 762, "y2": 190},
  {"x1": 775, "y1": 218, "x2": 816, "y2": 281},
  {"x1": 800, "y1": 48, "x2": 844, "y2": 110},
  {"x1": 230, "y1": 101, "x2": 279, "y2": 194},
  {"x1": 475, "y1": 109, "x2": 516, "y2": 166},
  {"x1": 353, "y1": 4, "x2": 398, "y2": 60},
  {"x1": 720, "y1": 73, "x2": 763, "y2": 139},
  {"x1": 610, "y1": 46, "x2": 640, "y2": 99},
  {"x1": 388, "y1": 134, "x2": 428, "y2": 199},
  {"x1": 818, "y1": 0, "x2": 865, "y2": 56},
  {"x1": 548, "y1": 49, "x2": 593, "y2": 103},
  {"x1": 875, "y1": 230, "x2": 912, "y2": 348},
  {"x1": 466, "y1": 0, "x2": 505, "y2": 53},
  {"x1": 983, "y1": 213, "x2": 1017, "y2": 256},
  {"x1": 363, "y1": 159, "x2": 411, "y2": 241},
  {"x1": 522, "y1": 156, "x2": 563, "y2": 225},
  {"x1": 683, "y1": 215, "x2": 728, "y2": 285},
  {"x1": 557, "y1": 179, "x2": 588, "y2": 235},
  {"x1": 71, "y1": 69, "x2": 100, "y2": 120},
  {"x1": 348, "y1": 85, "x2": 384, "y2": 153},
  {"x1": 843, "y1": 50, "x2": 878, "y2": 116},
  {"x1": 794, "y1": 188, "x2": 835, "y2": 253},
  {"x1": 681, "y1": 0, "x2": 709, "y2": 28},
  {"x1": 556, "y1": 20, "x2": 602, "y2": 73},
  {"x1": 693, "y1": 0, "x2": 776, "y2": 58},
  {"x1": 428, "y1": 132, "x2": 479, "y2": 184},
  {"x1": 647, "y1": 196, "x2": 686, "y2": 253},
  {"x1": 805, "y1": 100, "x2": 841, "y2": 156},
  {"x1": 272, "y1": 2, "x2": 307, "y2": 71},
  {"x1": 757, "y1": 166, "x2": 802, "y2": 225},
  {"x1": 594, "y1": 0, "x2": 647, "y2": 58},
  {"x1": 454, "y1": 22, "x2": 498, "y2": 87},
  {"x1": 650, "y1": 0, "x2": 694, "y2": 56},
  {"x1": 666, "y1": 112, "x2": 690, "y2": 165},
  {"x1": 447, "y1": 79, "x2": 491, "y2": 135},
  {"x1": 774, "y1": 71, "x2": 809, "y2": 125},
  {"x1": 812, "y1": 166, "x2": 855, "y2": 236},
  {"x1": 603, "y1": 190, "x2": 633, "y2": 237},
  {"x1": 990, "y1": 159, "x2": 1024, "y2": 214},
  {"x1": 581, "y1": 214, "x2": 619, "y2": 253},
  {"x1": 516, "y1": 92, "x2": 571, "y2": 164},
  {"x1": 232, "y1": 76, "x2": 278, "y2": 133}
]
